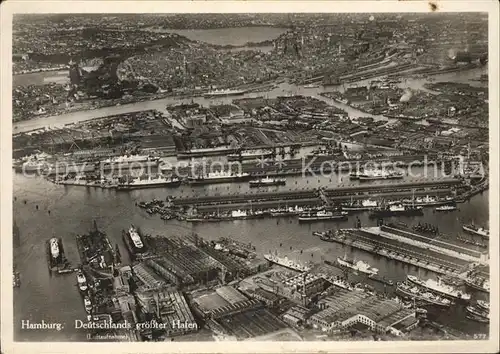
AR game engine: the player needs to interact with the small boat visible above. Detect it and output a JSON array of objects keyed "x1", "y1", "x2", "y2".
[{"x1": 435, "y1": 204, "x2": 457, "y2": 212}]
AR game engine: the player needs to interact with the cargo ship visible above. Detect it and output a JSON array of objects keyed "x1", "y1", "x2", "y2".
[
  {"x1": 249, "y1": 176, "x2": 286, "y2": 187},
  {"x1": 303, "y1": 83, "x2": 320, "y2": 89},
  {"x1": 368, "y1": 273, "x2": 394, "y2": 286},
  {"x1": 116, "y1": 176, "x2": 181, "y2": 190},
  {"x1": 227, "y1": 150, "x2": 274, "y2": 161},
  {"x1": 466, "y1": 305, "x2": 489, "y2": 323},
  {"x1": 99, "y1": 155, "x2": 159, "y2": 169},
  {"x1": 407, "y1": 275, "x2": 471, "y2": 301},
  {"x1": 395, "y1": 281, "x2": 452, "y2": 307},
  {"x1": 464, "y1": 277, "x2": 490, "y2": 294},
  {"x1": 122, "y1": 224, "x2": 146, "y2": 258},
  {"x1": 269, "y1": 205, "x2": 307, "y2": 217},
  {"x1": 306, "y1": 147, "x2": 341, "y2": 158},
  {"x1": 188, "y1": 171, "x2": 251, "y2": 185},
  {"x1": 402, "y1": 195, "x2": 455, "y2": 207},
  {"x1": 177, "y1": 146, "x2": 234, "y2": 159},
  {"x1": 358, "y1": 170, "x2": 404, "y2": 181},
  {"x1": 341, "y1": 199, "x2": 378, "y2": 212},
  {"x1": 336, "y1": 255, "x2": 379, "y2": 275},
  {"x1": 203, "y1": 88, "x2": 247, "y2": 97},
  {"x1": 75, "y1": 221, "x2": 118, "y2": 279},
  {"x1": 369, "y1": 203, "x2": 423, "y2": 218},
  {"x1": 186, "y1": 209, "x2": 266, "y2": 222},
  {"x1": 298, "y1": 210, "x2": 348, "y2": 222},
  {"x1": 264, "y1": 253, "x2": 311, "y2": 272},
  {"x1": 435, "y1": 204, "x2": 457, "y2": 212},
  {"x1": 46, "y1": 237, "x2": 74, "y2": 274},
  {"x1": 462, "y1": 224, "x2": 489, "y2": 239},
  {"x1": 76, "y1": 271, "x2": 88, "y2": 292}
]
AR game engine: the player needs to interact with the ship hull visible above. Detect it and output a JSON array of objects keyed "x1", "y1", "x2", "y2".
[
  {"x1": 465, "y1": 280, "x2": 490, "y2": 293},
  {"x1": 203, "y1": 90, "x2": 246, "y2": 98},
  {"x1": 264, "y1": 255, "x2": 310, "y2": 272},
  {"x1": 462, "y1": 226, "x2": 489, "y2": 238},
  {"x1": 359, "y1": 175, "x2": 403, "y2": 181},
  {"x1": 407, "y1": 276, "x2": 467, "y2": 300},
  {"x1": 227, "y1": 153, "x2": 273, "y2": 161},
  {"x1": 395, "y1": 285, "x2": 451, "y2": 307},
  {"x1": 177, "y1": 148, "x2": 234, "y2": 159}
]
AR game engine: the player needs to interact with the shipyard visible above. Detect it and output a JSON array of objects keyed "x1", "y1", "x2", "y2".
[{"x1": 10, "y1": 11, "x2": 494, "y2": 345}]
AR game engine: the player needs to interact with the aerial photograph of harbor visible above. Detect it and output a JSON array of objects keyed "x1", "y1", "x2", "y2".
[{"x1": 7, "y1": 9, "x2": 495, "y2": 347}]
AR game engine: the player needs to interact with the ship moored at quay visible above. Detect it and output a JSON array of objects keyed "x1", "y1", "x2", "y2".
[
  {"x1": 462, "y1": 224, "x2": 489, "y2": 239},
  {"x1": 263, "y1": 253, "x2": 311, "y2": 273},
  {"x1": 115, "y1": 176, "x2": 182, "y2": 190}
]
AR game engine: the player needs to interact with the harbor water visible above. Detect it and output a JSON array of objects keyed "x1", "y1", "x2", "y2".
[{"x1": 13, "y1": 172, "x2": 489, "y2": 341}]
